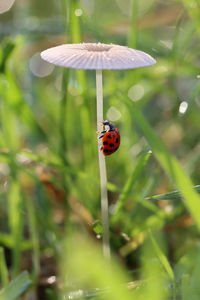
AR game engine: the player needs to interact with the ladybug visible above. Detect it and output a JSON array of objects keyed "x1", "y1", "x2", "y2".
[{"x1": 99, "y1": 120, "x2": 120, "y2": 156}]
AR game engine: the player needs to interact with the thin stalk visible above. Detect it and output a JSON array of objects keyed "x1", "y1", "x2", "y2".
[
  {"x1": 25, "y1": 195, "x2": 40, "y2": 279},
  {"x1": 0, "y1": 247, "x2": 9, "y2": 286},
  {"x1": 59, "y1": 68, "x2": 70, "y2": 164},
  {"x1": 60, "y1": 0, "x2": 70, "y2": 163},
  {"x1": 96, "y1": 69, "x2": 110, "y2": 259},
  {"x1": 127, "y1": 0, "x2": 139, "y2": 48}
]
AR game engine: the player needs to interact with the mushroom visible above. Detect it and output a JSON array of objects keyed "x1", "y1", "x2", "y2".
[
  {"x1": 41, "y1": 42, "x2": 156, "y2": 259},
  {"x1": 0, "y1": 0, "x2": 15, "y2": 14}
]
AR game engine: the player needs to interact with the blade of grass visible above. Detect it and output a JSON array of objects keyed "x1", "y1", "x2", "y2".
[
  {"x1": 60, "y1": 0, "x2": 71, "y2": 165},
  {"x1": 150, "y1": 230, "x2": 176, "y2": 299},
  {"x1": 0, "y1": 247, "x2": 9, "y2": 287},
  {"x1": 0, "y1": 271, "x2": 31, "y2": 300},
  {"x1": 0, "y1": 233, "x2": 32, "y2": 251},
  {"x1": 181, "y1": 274, "x2": 189, "y2": 300},
  {"x1": 127, "y1": 0, "x2": 139, "y2": 48},
  {"x1": 69, "y1": 0, "x2": 81, "y2": 44},
  {"x1": 120, "y1": 94, "x2": 200, "y2": 230},
  {"x1": 69, "y1": 0, "x2": 90, "y2": 171},
  {"x1": 0, "y1": 83, "x2": 20, "y2": 150},
  {"x1": 58, "y1": 0, "x2": 73, "y2": 213},
  {"x1": 8, "y1": 180, "x2": 23, "y2": 277},
  {"x1": 146, "y1": 185, "x2": 200, "y2": 201},
  {"x1": 107, "y1": 182, "x2": 121, "y2": 193},
  {"x1": 183, "y1": 0, "x2": 200, "y2": 36},
  {"x1": 80, "y1": 105, "x2": 93, "y2": 168},
  {"x1": 188, "y1": 254, "x2": 200, "y2": 299},
  {"x1": 25, "y1": 195, "x2": 40, "y2": 278},
  {"x1": 112, "y1": 151, "x2": 152, "y2": 223},
  {"x1": 1, "y1": 69, "x2": 47, "y2": 142},
  {"x1": 149, "y1": 230, "x2": 174, "y2": 281},
  {"x1": 59, "y1": 68, "x2": 70, "y2": 165},
  {"x1": 69, "y1": 0, "x2": 86, "y2": 89},
  {"x1": 141, "y1": 236, "x2": 168, "y2": 300}
]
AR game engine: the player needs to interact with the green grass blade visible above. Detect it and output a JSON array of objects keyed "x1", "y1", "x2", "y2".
[
  {"x1": 122, "y1": 95, "x2": 200, "y2": 229},
  {"x1": 59, "y1": 68, "x2": 70, "y2": 164},
  {"x1": 149, "y1": 230, "x2": 174, "y2": 281},
  {"x1": 141, "y1": 237, "x2": 168, "y2": 300},
  {"x1": 69, "y1": 0, "x2": 81, "y2": 43},
  {"x1": 107, "y1": 182, "x2": 121, "y2": 193},
  {"x1": 8, "y1": 181, "x2": 23, "y2": 277},
  {"x1": 0, "y1": 233, "x2": 32, "y2": 251},
  {"x1": 69, "y1": 0, "x2": 86, "y2": 90},
  {"x1": 25, "y1": 195, "x2": 40, "y2": 278},
  {"x1": 188, "y1": 255, "x2": 200, "y2": 299},
  {"x1": 127, "y1": 0, "x2": 139, "y2": 48},
  {"x1": 146, "y1": 185, "x2": 200, "y2": 201},
  {"x1": 183, "y1": 0, "x2": 200, "y2": 36},
  {"x1": 181, "y1": 274, "x2": 190, "y2": 300},
  {"x1": 0, "y1": 40, "x2": 15, "y2": 73},
  {"x1": 0, "y1": 271, "x2": 31, "y2": 300},
  {"x1": 112, "y1": 151, "x2": 152, "y2": 222},
  {"x1": 80, "y1": 105, "x2": 93, "y2": 168},
  {"x1": 0, "y1": 247, "x2": 9, "y2": 287}
]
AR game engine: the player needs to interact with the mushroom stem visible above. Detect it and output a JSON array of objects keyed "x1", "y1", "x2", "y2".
[{"x1": 96, "y1": 69, "x2": 110, "y2": 259}]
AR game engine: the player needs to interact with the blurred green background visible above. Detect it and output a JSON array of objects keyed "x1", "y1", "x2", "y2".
[{"x1": 0, "y1": 0, "x2": 200, "y2": 299}]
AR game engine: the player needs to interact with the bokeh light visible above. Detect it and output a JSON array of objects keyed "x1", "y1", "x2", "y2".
[
  {"x1": 75, "y1": 8, "x2": 83, "y2": 17},
  {"x1": 80, "y1": 0, "x2": 95, "y2": 16},
  {"x1": 106, "y1": 106, "x2": 121, "y2": 121},
  {"x1": 128, "y1": 84, "x2": 145, "y2": 102},
  {"x1": 179, "y1": 101, "x2": 188, "y2": 114},
  {"x1": 29, "y1": 53, "x2": 54, "y2": 78}
]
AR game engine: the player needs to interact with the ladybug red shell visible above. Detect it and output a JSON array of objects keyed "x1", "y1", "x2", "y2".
[{"x1": 99, "y1": 120, "x2": 120, "y2": 156}]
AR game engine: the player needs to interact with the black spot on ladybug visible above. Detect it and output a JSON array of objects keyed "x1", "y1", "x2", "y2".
[
  {"x1": 112, "y1": 135, "x2": 115, "y2": 138},
  {"x1": 103, "y1": 141, "x2": 108, "y2": 145},
  {"x1": 104, "y1": 149, "x2": 109, "y2": 153},
  {"x1": 108, "y1": 134, "x2": 112, "y2": 139},
  {"x1": 109, "y1": 143, "x2": 114, "y2": 147},
  {"x1": 114, "y1": 147, "x2": 119, "y2": 151},
  {"x1": 115, "y1": 138, "x2": 119, "y2": 143}
]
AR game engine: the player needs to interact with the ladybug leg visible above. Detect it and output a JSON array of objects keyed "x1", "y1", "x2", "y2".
[
  {"x1": 98, "y1": 130, "x2": 106, "y2": 139},
  {"x1": 96, "y1": 130, "x2": 106, "y2": 134}
]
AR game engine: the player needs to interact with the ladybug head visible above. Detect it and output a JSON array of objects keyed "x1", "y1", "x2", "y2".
[
  {"x1": 103, "y1": 120, "x2": 115, "y2": 131},
  {"x1": 103, "y1": 120, "x2": 110, "y2": 126}
]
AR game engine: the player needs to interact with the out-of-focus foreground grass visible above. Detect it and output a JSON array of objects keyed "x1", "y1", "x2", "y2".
[{"x1": 0, "y1": 0, "x2": 200, "y2": 299}]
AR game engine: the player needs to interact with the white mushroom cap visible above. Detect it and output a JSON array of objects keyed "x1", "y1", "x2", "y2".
[
  {"x1": 0, "y1": 0, "x2": 15, "y2": 13},
  {"x1": 41, "y1": 43, "x2": 156, "y2": 70}
]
